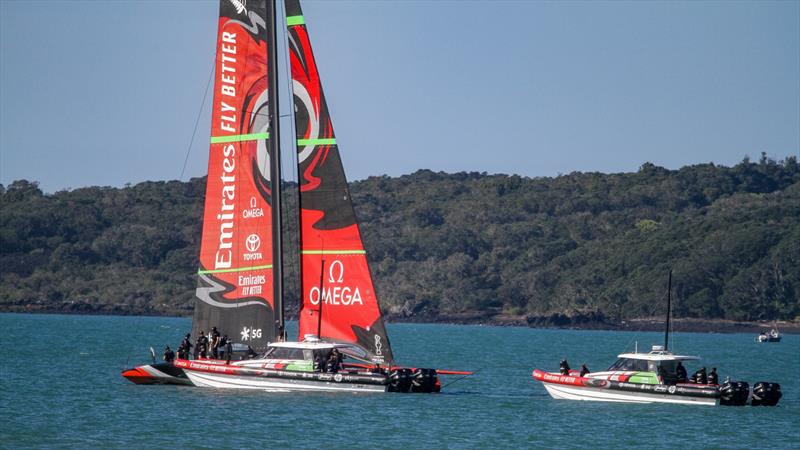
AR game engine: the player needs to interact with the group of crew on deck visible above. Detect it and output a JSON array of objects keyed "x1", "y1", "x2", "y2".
[
  {"x1": 558, "y1": 359, "x2": 720, "y2": 385},
  {"x1": 161, "y1": 326, "x2": 237, "y2": 364}
]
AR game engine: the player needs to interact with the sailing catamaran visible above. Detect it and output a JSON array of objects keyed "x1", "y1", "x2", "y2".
[
  {"x1": 532, "y1": 272, "x2": 783, "y2": 406},
  {"x1": 122, "y1": 0, "x2": 471, "y2": 392}
]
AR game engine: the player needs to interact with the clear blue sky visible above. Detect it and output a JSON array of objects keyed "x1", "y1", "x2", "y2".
[{"x1": 1, "y1": 0, "x2": 798, "y2": 193}]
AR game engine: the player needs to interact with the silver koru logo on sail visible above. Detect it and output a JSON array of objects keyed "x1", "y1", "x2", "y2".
[{"x1": 228, "y1": 0, "x2": 247, "y2": 14}]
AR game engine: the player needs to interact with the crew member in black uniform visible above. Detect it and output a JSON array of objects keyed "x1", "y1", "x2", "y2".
[
  {"x1": 707, "y1": 367, "x2": 718, "y2": 385},
  {"x1": 210, "y1": 326, "x2": 221, "y2": 359},
  {"x1": 579, "y1": 363, "x2": 590, "y2": 377},
  {"x1": 559, "y1": 359, "x2": 571, "y2": 375},
  {"x1": 218, "y1": 334, "x2": 229, "y2": 360},
  {"x1": 195, "y1": 331, "x2": 209, "y2": 359},
  {"x1": 327, "y1": 349, "x2": 343, "y2": 373},
  {"x1": 692, "y1": 367, "x2": 708, "y2": 384},
  {"x1": 676, "y1": 361, "x2": 688, "y2": 383},
  {"x1": 163, "y1": 345, "x2": 175, "y2": 363},
  {"x1": 178, "y1": 333, "x2": 192, "y2": 359}
]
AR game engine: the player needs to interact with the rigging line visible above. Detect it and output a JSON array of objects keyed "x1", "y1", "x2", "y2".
[
  {"x1": 441, "y1": 368, "x2": 481, "y2": 389},
  {"x1": 180, "y1": 59, "x2": 215, "y2": 181}
]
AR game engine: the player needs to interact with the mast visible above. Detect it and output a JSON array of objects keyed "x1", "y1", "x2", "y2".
[
  {"x1": 664, "y1": 269, "x2": 672, "y2": 352},
  {"x1": 268, "y1": 0, "x2": 284, "y2": 339}
]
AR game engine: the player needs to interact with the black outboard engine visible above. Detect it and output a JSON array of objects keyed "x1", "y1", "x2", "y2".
[
  {"x1": 388, "y1": 368, "x2": 413, "y2": 393},
  {"x1": 719, "y1": 381, "x2": 749, "y2": 406},
  {"x1": 411, "y1": 368, "x2": 439, "y2": 393},
  {"x1": 751, "y1": 382, "x2": 782, "y2": 406}
]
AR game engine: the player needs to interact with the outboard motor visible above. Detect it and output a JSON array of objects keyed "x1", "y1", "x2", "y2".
[
  {"x1": 388, "y1": 368, "x2": 413, "y2": 393},
  {"x1": 719, "y1": 381, "x2": 749, "y2": 406},
  {"x1": 411, "y1": 368, "x2": 439, "y2": 393},
  {"x1": 751, "y1": 382, "x2": 782, "y2": 406}
]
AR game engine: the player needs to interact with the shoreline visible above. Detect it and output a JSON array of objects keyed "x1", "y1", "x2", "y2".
[{"x1": 3, "y1": 306, "x2": 798, "y2": 335}]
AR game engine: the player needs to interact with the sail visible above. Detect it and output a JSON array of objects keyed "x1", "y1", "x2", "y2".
[
  {"x1": 192, "y1": 0, "x2": 278, "y2": 352},
  {"x1": 286, "y1": 0, "x2": 394, "y2": 364}
]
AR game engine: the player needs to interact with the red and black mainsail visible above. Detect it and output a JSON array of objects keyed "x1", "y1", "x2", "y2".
[{"x1": 285, "y1": 0, "x2": 394, "y2": 364}]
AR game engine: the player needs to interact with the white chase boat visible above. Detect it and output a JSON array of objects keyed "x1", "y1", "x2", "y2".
[{"x1": 533, "y1": 272, "x2": 782, "y2": 406}]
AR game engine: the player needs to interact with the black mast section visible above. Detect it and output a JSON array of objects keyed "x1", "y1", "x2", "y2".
[
  {"x1": 267, "y1": 0, "x2": 284, "y2": 339},
  {"x1": 664, "y1": 269, "x2": 672, "y2": 352}
]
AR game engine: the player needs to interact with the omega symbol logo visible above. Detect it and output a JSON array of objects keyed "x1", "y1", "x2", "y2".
[
  {"x1": 329, "y1": 260, "x2": 344, "y2": 283},
  {"x1": 245, "y1": 234, "x2": 261, "y2": 252}
]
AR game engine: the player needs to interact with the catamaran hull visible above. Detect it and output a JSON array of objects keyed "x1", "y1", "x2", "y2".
[
  {"x1": 121, "y1": 363, "x2": 192, "y2": 386},
  {"x1": 175, "y1": 359, "x2": 389, "y2": 393},
  {"x1": 533, "y1": 370, "x2": 719, "y2": 406},
  {"x1": 184, "y1": 370, "x2": 387, "y2": 392}
]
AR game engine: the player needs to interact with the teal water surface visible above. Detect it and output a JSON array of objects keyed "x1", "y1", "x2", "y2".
[{"x1": 2, "y1": 313, "x2": 798, "y2": 448}]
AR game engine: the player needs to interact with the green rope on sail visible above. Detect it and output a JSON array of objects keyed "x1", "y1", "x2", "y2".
[
  {"x1": 286, "y1": 15, "x2": 305, "y2": 26},
  {"x1": 297, "y1": 138, "x2": 336, "y2": 146},
  {"x1": 210, "y1": 132, "x2": 270, "y2": 144},
  {"x1": 198, "y1": 264, "x2": 272, "y2": 274},
  {"x1": 301, "y1": 250, "x2": 366, "y2": 255}
]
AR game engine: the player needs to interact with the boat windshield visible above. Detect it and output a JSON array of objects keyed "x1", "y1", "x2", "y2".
[
  {"x1": 263, "y1": 346, "x2": 306, "y2": 360},
  {"x1": 607, "y1": 358, "x2": 658, "y2": 372}
]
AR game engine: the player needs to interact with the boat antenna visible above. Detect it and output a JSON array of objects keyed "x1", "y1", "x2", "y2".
[
  {"x1": 317, "y1": 258, "x2": 326, "y2": 338},
  {"x1": 664, "y1": 269, "x2": 672, "y2": 352},
  {"x1": 267, "y1": 0, "x2": 285, "y2": 339}
]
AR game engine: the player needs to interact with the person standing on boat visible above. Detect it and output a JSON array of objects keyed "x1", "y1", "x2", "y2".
[
  {"x1": 163, "y1": 345, "x2": 175, "y2": 363},
  {"x1": 223, "y1": 336, "x2": 233, "y2": 364},
  {"x1": 210, "y1": 326, "x2": 221, "y2": 359},
  {"x1": 178, "y1": 333, "x2": 192, "y2": 359},
  {"x1": 195, "y1": 331, "x2": 208, "y2": 359},
  {"x1": 676, "y1": 361, "x2": 688, "y2": 383},
  {"x1": 559, "y1": 359, "x2": 571, "y2": 375},
  {"x1": 579, "y1": 363, "x2": 590, "y2": 377},
  {"x1": 707, "y1": 367, "x2": 718, "y2": 385},
  {"x1": 218, "y1": 334, "x2": 228, "y2": 359}
]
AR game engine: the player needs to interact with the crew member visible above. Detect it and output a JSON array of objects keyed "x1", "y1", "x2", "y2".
[
  {"x1": 163, "y1": 345, "x2": 175, "y2": 363},
  {"x1": 559, "y1": 359, "x2": 571, "y2": 375},
  {"x1": 707, "y1": 367, "x2": 719, "y2": 385},
  {"x1": 195, "y1": 331, "x2": 208, "y2": 359},
  {"x1": 692, "y1": 367, "x2": 708, "y2": 384},
  {"x1": 327, "y1": 348, "x2": 343, "y2": 373},
  {"x1": 218, "y1": 334, "x2": 229, "y2": 359},
  {"x1": 210, "y1": 326, "x2": 221, "y2": 359},
  {"x1": 676, "y1": 361, "x2": 687, "y2": 383},
  {"x1": 579, "y1": 363, "x2": 590, "y2": 377},
  {"x1": 224, "y1": 336, "x2": 233, "y2": 364},
  {"x1": 178, "y1": 333, "x2": 192, "y2": 359}
]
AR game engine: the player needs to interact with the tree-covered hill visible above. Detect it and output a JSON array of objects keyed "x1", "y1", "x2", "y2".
[{"x1": 2, "y1": 154, "x2": 798, "y2": 325}]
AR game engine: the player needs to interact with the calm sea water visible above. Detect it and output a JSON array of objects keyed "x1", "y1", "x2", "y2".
[{"x1": 1, "y1": 313, "x2": 798, "y2": 449}]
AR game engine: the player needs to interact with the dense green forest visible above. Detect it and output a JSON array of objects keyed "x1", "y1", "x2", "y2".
[{"x1": 2, "y1": 154, "x2": 799, "y2": 325}]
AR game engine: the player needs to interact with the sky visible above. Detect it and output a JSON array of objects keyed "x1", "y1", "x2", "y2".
[{"x1": 1, "y1": 0, "x2": 798, "y2": 193}]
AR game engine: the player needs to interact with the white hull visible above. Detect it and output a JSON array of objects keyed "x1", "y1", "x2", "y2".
[
  {"x1": 542, "y1": 382, "x2": 718, "y2": 406},
  {"x1": 184, "y1": 369, "x2": 387, "y2": 393}
]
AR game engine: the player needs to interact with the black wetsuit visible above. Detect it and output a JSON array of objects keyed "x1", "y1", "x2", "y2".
[
  {"x1": 210, "y1": 329, "x2": 221, "y2": 359},
  {"x1": 707, "y1": 370, "x2": 718, "y2": 385},
  {"x1": 196, "y1": 335, "x2": 208, "y2": 358},
  {"x1": 559, "y1": 360, "x2": 571, "y2": 375},
  {"x1": 178, "y1": 338, "x2": 192, "y2": 359},
  {"x1": 163, "y1": 348, "x2": 175, "y2": 363},
  {"x1": 676, "y1": 364, "x2": 687, "y2": 383},
  {"x1": 218, "y1": 336, "x2": 228, "y2": 358}
]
